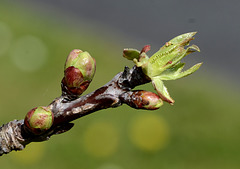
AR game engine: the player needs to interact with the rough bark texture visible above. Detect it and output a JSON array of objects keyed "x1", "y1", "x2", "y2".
[{"x1": 0, "y1": 66, "x2": 150, "y2": 156}]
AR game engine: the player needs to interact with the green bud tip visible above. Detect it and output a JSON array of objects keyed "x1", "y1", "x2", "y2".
[{"x1": 64, "y1": 49, "x2": 83, "y2": 69}]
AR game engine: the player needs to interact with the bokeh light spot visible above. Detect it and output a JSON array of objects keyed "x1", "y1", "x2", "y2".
[
  {"x1": 129, "y1": 113, "x2": 170, "y2": 152},
  {"x1": 97, "y1": 163, "x2": 124, "y2": 169},
  {"x1": 9, "y1": 35, "x2": 48, "y2": 72},
  {"x1": 83, "y1": 121, "x2": 119, "y2": 158},
  {"x1": 0, "y1": 22, "x2": 13, "y2": 57},
  {"x1": 11, "y1": 142, "x2": 45, "y2": 165}
]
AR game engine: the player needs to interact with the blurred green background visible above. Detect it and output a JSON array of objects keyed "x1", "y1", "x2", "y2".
[{"x1": 1, "y1": 1, "x2": 240, "y2": 169}]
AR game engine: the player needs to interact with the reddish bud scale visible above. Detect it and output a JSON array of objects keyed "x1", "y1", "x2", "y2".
[
  {"x1": 141, "y1": 45, "x2": 151, "y2": 54},
  {"x1": 62, "y1": 78, "x2": 90, "y2": 96},
  {"x1": 64, "y1": 66, "x2": 84, "y2": 88}
]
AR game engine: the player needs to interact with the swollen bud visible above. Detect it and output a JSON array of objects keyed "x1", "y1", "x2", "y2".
[
  {"x1": 24, "y1": 106, "x2": 54, "y2": 135},
  {"x1": 63, "y1": 49, "x2": 96, "y2": 96},
  {"x1": 120, "y1": 90, "x2": 163, "y2": 110}
]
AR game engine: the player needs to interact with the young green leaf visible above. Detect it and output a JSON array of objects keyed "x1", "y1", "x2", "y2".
[
  {"x1": 123, "y1": 32, "x2": 202, "y2": 105},
  {"x1": 152, "y1": 77, "x2": 174, "y2": 104}
]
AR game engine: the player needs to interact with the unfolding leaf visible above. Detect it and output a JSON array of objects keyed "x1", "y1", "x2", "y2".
[
  {"x1": 158, "y1": 62, "x2": 185, "y2": 80},
  {"x1": 152, "y1": 77, "x2": 174, "y2": 104},
  {"x1": 147, "y1": 44, "x2": 180, "y2": 77},
  {"x1": 169, "y1": 32, "x2": 197, "y2": 45},
  {"x1": 147, "y1": 34, "x2": 199, "y2": 78},
  {"x1": 123, "y1": 48, "x2": 140, "y2": 60},
  {"x1": 159, "y1": 62, "x2": 202, "y2": 80}
]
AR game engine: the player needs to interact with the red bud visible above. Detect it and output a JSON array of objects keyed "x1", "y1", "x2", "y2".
[{"x1": 121, "y1": 90, "x2": 163, "y2": 110}]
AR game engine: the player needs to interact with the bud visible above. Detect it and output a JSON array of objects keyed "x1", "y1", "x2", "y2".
[
  {"x1": 63, "y1": 49, "x2": 96, "y2": 96},
  {"x1": 124, "y1": 32, "x2": 202, "y2": 105},
  {"x1": 24, "y1": 106, "x2": 54, "y2": 135},
  {"x1": 121, "y1": 90, "x2": 163, "y2": 110}
]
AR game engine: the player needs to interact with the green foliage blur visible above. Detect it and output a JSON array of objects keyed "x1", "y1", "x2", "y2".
[{"x1": 1, "y1": 2, "x2": 240, "y2": 169}]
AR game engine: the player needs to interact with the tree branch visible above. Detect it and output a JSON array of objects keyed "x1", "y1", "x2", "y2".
[
  {"x1": 0, "y1": 66, "x2": 150, "y2": 156},
  {"x1": 0, "y1": 32, "x2": 202, "y2": 156}
]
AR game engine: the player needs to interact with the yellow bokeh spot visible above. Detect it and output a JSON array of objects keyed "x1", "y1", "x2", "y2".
[
  {"x1": 83, "y1": 121, "x2": 119, "y2": 158},
  {"x1": 97, "y1": 163, "x2": 123, "y2": 169},
  {"x1": 129, "y1": 113, "x2": 170, "y2": 152},
  {"x1": 11, "y1": 142, "x2": 45, "y2": 165}
]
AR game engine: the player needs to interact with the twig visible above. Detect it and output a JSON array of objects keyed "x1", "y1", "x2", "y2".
[
  {"x1": 0, "y1": 32, "x2": 202, "y2": 156},
  {"x1": 0, "y1": 66, "x2": 150, "y2": 156}
]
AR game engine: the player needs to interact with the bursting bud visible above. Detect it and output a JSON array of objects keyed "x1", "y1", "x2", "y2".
[
  {"x1": 121, "y1": 90, "x2": 163, "y2": 110},
  {"x1": 63, "y1": 49, "x2": 96, "y2": 95},
  {"x1": 124, "y1": 32, "x2": 202, "y2": 104},
  {"x1": 24, "y1": 106, "x2": 54, "y2": 135}
]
